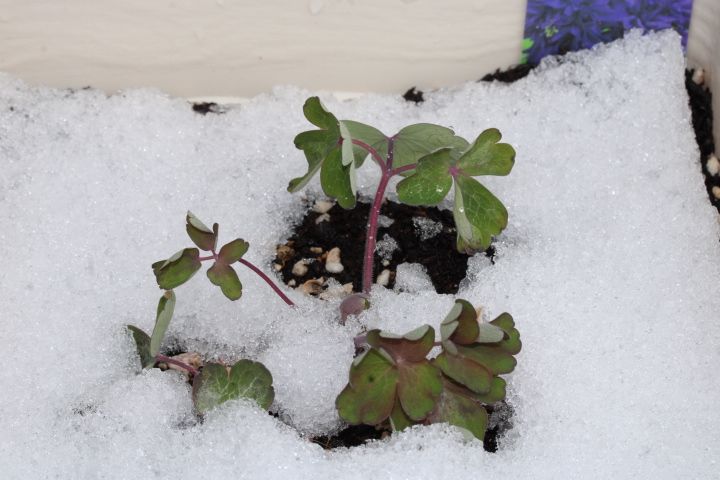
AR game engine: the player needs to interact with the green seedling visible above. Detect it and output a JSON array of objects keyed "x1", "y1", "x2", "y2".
[
  {"x1": 336, "y1": 299, "x2": 520, "y2": 441},
  {"x1": 126, "y1": 211, "x2": 288, "y2": 414},
  {"x1": 152, "y1": 211, "x2": 294, "y2": 304},
  {"x1": 288, "y1": 97, "x2": 515, "y2": 298}
]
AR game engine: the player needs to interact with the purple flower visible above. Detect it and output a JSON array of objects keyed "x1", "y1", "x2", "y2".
[{"x1": 523, "y1": 0, "x2": 692, "y2": 65}]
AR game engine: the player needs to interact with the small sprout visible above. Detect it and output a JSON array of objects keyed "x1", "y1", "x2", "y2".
[
  {"x1": 126, "y1": 324, "x2": 154, "y2": 369},
  {"x1": 149, "y1": 290, "x2": 176, "y2": 357},
  {"x1": 192, "y1": 360, "x2": 275, "y2": 414},
  {"x1": 340, "y1": 293, "x2": 370, "y2": 324}
]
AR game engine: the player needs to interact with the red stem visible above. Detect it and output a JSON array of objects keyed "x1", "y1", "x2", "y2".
[
  {"x1": 351, "y1": 139, "x2": 386, "y2": 169},
  {"x1": 156, "y1": 354, "x2": 199, "y2": 376},
  {"x1": 361, "y1": 137, "x2": 396, "y2": 293},
  {"x1": 238, "y1": 258, "x2": 295, "y2": 306}
]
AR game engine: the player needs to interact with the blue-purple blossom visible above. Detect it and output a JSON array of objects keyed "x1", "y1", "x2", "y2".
[{"x1": 523, "y1": 0, "x2": 693, "y2": 65}]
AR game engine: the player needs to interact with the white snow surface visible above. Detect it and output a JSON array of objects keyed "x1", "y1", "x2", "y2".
[{"x1": 1, "y1": 31, "x2": 719, "y2": 478}]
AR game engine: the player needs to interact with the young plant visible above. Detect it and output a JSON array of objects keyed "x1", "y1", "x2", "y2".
[
  {"x1": 127, "y1": 212, "x2": 290, "y2": 414},
  {"x1": 288, "y1": 97, "x2": 515, "y2": 297},
  {"x1": 336, "y1": 300, "x2": 520, "y2": 440}
]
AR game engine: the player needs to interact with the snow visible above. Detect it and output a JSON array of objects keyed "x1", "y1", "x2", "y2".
[{"x1": 1, "y1": 30, "x2": 719, "y2": 479}]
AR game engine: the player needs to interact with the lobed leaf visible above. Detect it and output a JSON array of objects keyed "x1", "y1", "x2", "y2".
[
  {"x1": 473, "y1": 377, "x2": 507, "y2": 404},
  {"x1": 490, "y1": 312, "x2": 522, "y2": 355},
  {"x1": 455, "y1": 344, "x2": 517, "y2": 375},
  {"x1": 186, "y1": 211, "x2": 218, "y2": 251},
  {"x1": 149, "y1": 290, "x2": 176, "y2": 357},
  {"x1": 440, "y1": 299, "x2": 479, "y2": 345},
  {"x1": 366, "y1": 325, "x2": 435, "y2": 362},
  {"x1": 152, "y1": 248, "x2": 202, "y2": 290},
  {"x1": 320, "y1": 149, "x2": 357, "y2": 209},
  {"x1": 476, "y1": 323, "x2": 506, "y2": 343},
  {"x1": 218, "y1": 238, "x2": 249, "y2": 264},
  {"x1": 342, "y1": 120, "x2": 388, "y2": 167},
  {"x1": 192, "y1": 360, "x2": 275, "y2": 414},
  {"x1": 456, "y1": 128, "x2": 515, "y2": 177},
  {"x1": 395, "y1": 149, "x2": 453, "y2": 205},
  {"x1": 389, "y1": 398, "x2": 416, "y2": 431},
  {"x1": 126, "y1": 325, "x2": 154, "y2": 369},
  {"x1": 433, "y1": 351, "x2": 492, "y2": 394},
  {"x1": 207, "y1": 262, "x2": 243, "y2": 300},
  {"x1": 452, "y1": 175, "x2": 508, "y2": 252},
  {"x1": 392, "y1": 124, "x2": 468, "y2": 173},
  {"x1": 429, "y1": 378, "x2": 489, "y2": 441},
  {"x1": 336, "y1": 349, "x2": 398, "y2": 425},
  {"x1": 397, "y1": 361, "x2": 442, "y2": 420}
]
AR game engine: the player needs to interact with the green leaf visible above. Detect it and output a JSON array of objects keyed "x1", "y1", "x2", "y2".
[
  {"x1": 397, "y1": 361, "x2": 442, "y2": 420},
  {"x1": 288, "y1": 97, "x2": 341, "y2": 192},
  {"x1": 473, "y1": 377, "x2": 507, "y2": 404},
  {"x1": 452, "y1": 175, "x2": 508, "y2": 252},
  {"x1": 185, "y1": 211, "x2": 218, "y2": 251},
  {"x1": 396, "y1": 149, "x2": 453, "y2": 205},
  {"x1": 490, "y1": 313, "x2": 522, "y2": 355},
  {"x1": 336, "y1": 349, "x2": 398, "y2": 425},
  {"x1": 207, "y1": 262, "x2": 243, "y2": 300},
  {"x1": 149, "y1": 290, "x2": 176, "y2": 357},
  {"x1": 456, "y1": 128, "x2": 515, "y2": 177},
  {"x1": 393, "y1": 124, "x2": 468, "y2": 173},
  {"x1": 152, "y1": 248, "x2": 202, "y2": 290},
  {"x1": 434, "y1": 351, "x2": 492, "y2": 394},
  {"x1": 320, "y1": 149, "x2": 356, "y2": 209},
  {"x1": 430, "y1": 378, "x2": 489, "y2": 441},
  {"x1": 476, "y1": 323, "x2": 506, "y2": 343},
  {"x1": 366, "y1": 325, "x2": 435, "y2": 362},
  {"x1": 126, "y1": 325, "x2": 154, "y2": 369},
  {"x1": 440, "y1": 299, "x2": 479, "y2": 345},
  {"x1": 389, "y1": 398, "x2": 416, "y2": 431},
  {"x1": 342, "y1": 120, "x2": 388, "y2": 167},
  {"x1": 455, "y1": 344, "x2": 517, "y2": 375},
  {"x1": 192, "y1": 360, "x2": 275, "y2": 414},
  {"x1": 339, "y1": 121, "x2": 355, "y2": 167},
  {"x1": 218, "y1": 238, "x2": 249, "y2": 264}
]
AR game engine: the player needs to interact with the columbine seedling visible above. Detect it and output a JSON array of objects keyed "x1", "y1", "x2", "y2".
[
  {"x1": 288, "y1": 96, "x2": 515, "y2": 299},
  {"x1": 288, "y1": 97, "x2": 521, "y2": 441},
  {"x1": 337, "y1": 300, "x2": 520, "y2": 440},
  {"x1": 127, "y1": 212, "x2": 288, "y2": 414}
]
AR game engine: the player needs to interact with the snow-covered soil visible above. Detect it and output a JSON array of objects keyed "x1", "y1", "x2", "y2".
[{"x1": 1, "y1": 31, "x2": 718, "y2": 479}]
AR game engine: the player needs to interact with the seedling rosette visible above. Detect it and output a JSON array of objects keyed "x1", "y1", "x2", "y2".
[{"x1": 336, "y1": 299, "x2": 520, "y2": 441}]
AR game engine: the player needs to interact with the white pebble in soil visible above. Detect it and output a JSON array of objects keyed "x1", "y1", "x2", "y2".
[
  {"x1": 375, "y1": 269, "x2": 391, "y2": 287},
  {"x1": 706, "y1": 153, "x2": 719, "y2": 176},
  {"x1": 325, "y1": 247, "x2": 344, "y2": 273}
]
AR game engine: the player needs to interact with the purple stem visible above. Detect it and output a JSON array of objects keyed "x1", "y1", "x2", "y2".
[
  {"x1": 156, "y1": 354, "x2": 199, "y2": 376},
  {"x1": 237, "y1": 258, "x2": 296, "y2": 306},
  {"x1": 350, "y1": 138, "x2": 386, "y2": 169},
  {"x1": 360, "y1": 137, "x2": 396, "y2": 293}
]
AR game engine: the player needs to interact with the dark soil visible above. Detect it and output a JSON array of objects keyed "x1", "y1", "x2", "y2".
[{"x1": 274, "y1": 200, "x2": 494, "y2": 296}]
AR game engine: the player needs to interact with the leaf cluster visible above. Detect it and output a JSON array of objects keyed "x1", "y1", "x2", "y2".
[
  {"x1": 152, "y1": 212, "x2": 249, "y2": 300},
  {"x1": 289, "y1": 97, "x2": 515, "y2": 252},
  {"x1": 336, "y1": 300, "x2": 520, "y2": 440}
]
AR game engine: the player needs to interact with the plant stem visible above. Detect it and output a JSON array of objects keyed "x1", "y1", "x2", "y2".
[
  {"x1": 237, "y1": 258, "x2": 295, "y2": 306},
  {"x1": 360, "y1": 137, "x2": 396, "y2": 293},
  {"x1": 156, "y1": 354, "x2": 199, "y2": 376},
  {"x1": 351, "y1": 139, "x2": 386, "y2": 169}
]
